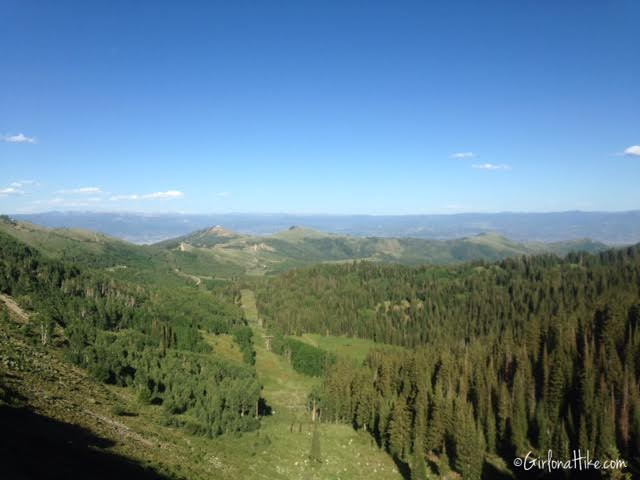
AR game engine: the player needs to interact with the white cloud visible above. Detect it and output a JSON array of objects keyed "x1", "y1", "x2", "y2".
[
  {"x1": 217, "y1": 191, "x2": 230, "y2": 197},
  {"x1": 110, "y1": 194, "x2": 140, "y2": 201},
  {"x1": 450, "y1": 152, "x2": 475, "y2": 159},
  {"x1": 0, "y1": 180, "x2": 39, "y2": 197},
  {"x1": 9, "y1": 180, "x2": 38, "y2": 188},
  {"x1": 623, "y1": 145, "x2": 640, "y2": 157},
  {"x1": 0, "y1": 187, "x2": 24, "y2": 197},
  {"x1": 58, "y1": 186, "x2": 103, "y2": 194},
  {"x1": 142, "y1": 190, "x2": 184, "y2": 199},
  {"x1": 3, "y1": 133, "x2": 37, "y2": 144},
  {"x1": 472, "y1": 163, "x2": 511, "y2": 170},
  {"x1": 109, "y1": 190, "x2": 184, "y2": 201}
]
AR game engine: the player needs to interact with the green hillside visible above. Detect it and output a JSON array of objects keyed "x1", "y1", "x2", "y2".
[
  {"x1": 0, "y1": 216, "x2": 608, "y2": 281},
  {"x1": 154, "y1": 223, "x2": 609, "y2": 276},
  {"x1": 255, "y1": 248, "x2": 640, "y2": 478},
  {"x1": 0, "y1": 216, "x2": 635, "y2": 479},
  {"x1": 0, "y1": 216, "x2": 245, "y2": 283},
  {"x1": 0, "y1": 231, "x2": 401, "y2": 480}
]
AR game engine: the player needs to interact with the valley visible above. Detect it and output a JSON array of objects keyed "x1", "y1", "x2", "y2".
[
  {"x1": 0, "y1": 215, "x2": 638, "y2": 479},
  {"x1": 0, "y1": 284, "x2": 401, "y2": 480}
]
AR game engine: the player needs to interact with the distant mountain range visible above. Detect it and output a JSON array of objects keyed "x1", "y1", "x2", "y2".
[
  {"x1": 0, "y1": 215, "x2": 608, "y2": 277},
  {"x1": 156, "y1": 224, "x2": 607, "y2": 275},
  {"x1": 11, "y1": 210, "x2": 640, "y2": 244}
]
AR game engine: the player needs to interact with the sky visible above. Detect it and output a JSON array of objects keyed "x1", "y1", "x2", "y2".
[{"x1": 1, "y1": 0, "x2": 639, "y2": 215}]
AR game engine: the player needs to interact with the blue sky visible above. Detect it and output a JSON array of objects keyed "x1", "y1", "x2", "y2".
[{"x1": 1, "y1": 0, "x2": 639, "y2": 214}]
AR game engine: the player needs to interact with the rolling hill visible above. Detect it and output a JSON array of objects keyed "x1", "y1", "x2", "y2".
[
  {"x1": 13, "y1": 210, "x2": 640, "y2": 244},
  {"x1": 155, "y1": 224, "x2": 608, "y2": 275},
  {"x1": 0, "y1": 215, "x2": 610, "y2": 279}
]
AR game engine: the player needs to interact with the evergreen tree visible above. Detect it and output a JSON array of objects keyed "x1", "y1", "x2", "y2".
[
  {"x1": 410, "y1": 448, "x2": 429, "y2": 480},
  {"x1": 388, "y1": 395, "x2": 412, "y2": 459},
  {"x1": 453, "y1": 400, "x2": 484, "y2": 480}
]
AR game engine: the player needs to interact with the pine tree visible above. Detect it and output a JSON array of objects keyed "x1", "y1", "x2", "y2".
[
  {"x1": 388, "y1": 395, "x2": 411, "y2": 459},
  {"x1": 453, "y1": 400, "x2": 485, "y2": 480},
  {"x1": 496, "y1": 382, "x2": 510, "y2": 452},
  {"x1": 511, "y1": 368, "x2": 528, "y2": 454},
  {"x1": 413, "y1": 387, "x2": 429, "y2": 455},
  {"x1": 411, "y1": 447, "x2": 429, "y2": 480},
  {"x1": 426, "y1": 384, "x2": 445, "y2": 453},
  {"x1": 551, "y1": 420, "x2": 570, "y2": 460}
]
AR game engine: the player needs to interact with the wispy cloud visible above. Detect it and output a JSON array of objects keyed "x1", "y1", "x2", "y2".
[
  {"x1": 10, "y1": 180, "x2": 38, "y2": 188},
  {"x1": 0, "y1": 179, "x2": 41, "y2": 197},
  {"x1": 450, "y1": 151, "x2": 475, "y2": 159},
  {"x1": 472, "y1": 163, "x2": 511, "y2": 170},
  {"x1": 57, "y1": 186, "x2": 103, "y2": 195},
  {"x1": 109, "y1": 194, "x2": 139, "y2": 201},
  {"x1": 2, "y1": 133, "x2": 37, "y2": 144},
  {"x1": 0, "y1": 187, "x2": 24, "y2": 197},
  {"x1": 217, "y1": 191, "x2": 230, "y2": 197},
  {"x1": 623, "y1": 145, "x2": 640, "y2": 157},
  {"x1": 109, "y1": 190, "x2": 184, "y2": 201},
  {"x1": 142, "y1": 190, "x2": 184, "y2": 199}
]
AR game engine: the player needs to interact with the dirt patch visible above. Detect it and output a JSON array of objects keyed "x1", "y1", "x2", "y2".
[{"x1": 0, "y1": 293, "x2": 29, "y2": 323}]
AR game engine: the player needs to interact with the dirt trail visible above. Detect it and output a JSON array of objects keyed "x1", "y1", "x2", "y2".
[{"x1": 173, "y1": 268, "x2": 203, "y2": 286}]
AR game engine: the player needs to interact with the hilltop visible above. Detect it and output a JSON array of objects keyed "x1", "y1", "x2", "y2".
[
  {"x1": 12, "y1": 211, "x2": 640, "y2": 244},
  {"x1": 154, "y1": 224, "x2": 608, "y2": 276},
  {"x1": 0, "y1": 215, "x2": 611, "y2": 279}
]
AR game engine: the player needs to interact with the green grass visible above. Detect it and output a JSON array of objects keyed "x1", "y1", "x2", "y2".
[
  {"x1": 200, "y1": 331, "x2": 244, "y2": 364},
  {"x1": 295, "y1": 333, "x2": 402, "y2": 365},
  {"x1": 224, "y1": 289, "x2": 402, "y2": 480},
  {"x1": 241, "y1": 289, "x2": 260, "y2": 324}
]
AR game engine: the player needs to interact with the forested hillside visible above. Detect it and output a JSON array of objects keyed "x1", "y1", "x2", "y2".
[
  {"x1": 3, "y1": 213, "x2": 639, "y2": 478},
  {"x1": 0, "y1": 226, "x2": 402, "y2": 479},
  {"x1": 257, "y1": 248, "x2": 640, "y2": 478},
  {"x1": 0, "y1": 231, "x2": 261, "y2": 437}
]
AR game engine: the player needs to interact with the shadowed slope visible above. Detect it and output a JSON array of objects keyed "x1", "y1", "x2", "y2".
[{"x1": 0, "y1": 404, "x2": 175, "y2": 480}]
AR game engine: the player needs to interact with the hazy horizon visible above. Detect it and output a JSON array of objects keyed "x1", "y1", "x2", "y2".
[
  {"x1": 10, "y1": 209, "x2": 640, "y2": 245},
  {"x1": 6, "y1": 207, "x2": 640, "y2": 217}
]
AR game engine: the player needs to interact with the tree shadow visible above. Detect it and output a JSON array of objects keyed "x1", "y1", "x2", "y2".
[
  {"x1": 258, "y1": 397, "x2": 272, "y2": 416},
  {"x1": 482, "y1": 459, "x2": 516, "y2": 480},
  {"x1": 0, "y1": 405, "x2": 176, "y2": 480},
  {"x1": 391, "y1": 455, "x2": 411, "y2": 480}
]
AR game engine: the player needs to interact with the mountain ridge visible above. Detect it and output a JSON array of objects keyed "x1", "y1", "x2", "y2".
[
  {"x1": 0, "y1": 216, "x2": 610, "y2": 278},
  {"x1": 11, "y1": 210, "x2": 640, "y2": 244},
  {"x1": 154, "y1": 222, "x2": 609, "y2": 275}
]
